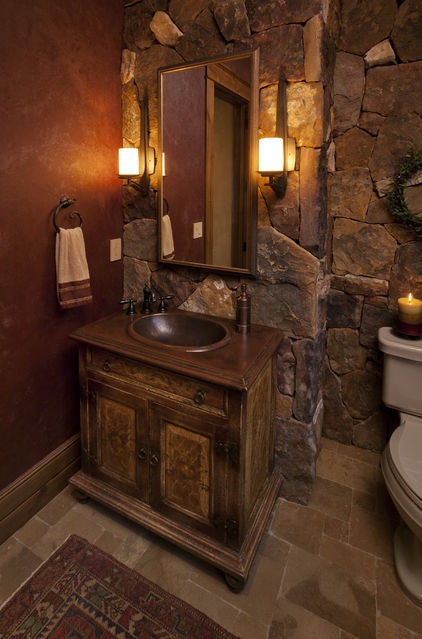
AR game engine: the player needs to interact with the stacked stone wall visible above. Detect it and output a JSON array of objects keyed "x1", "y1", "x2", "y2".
[
  {"x1": 325, "y1": 0, "x2": 422, "y2": 451},
  {"x1": 121, "y1": 0, "x2": 329, "y2": 503}
]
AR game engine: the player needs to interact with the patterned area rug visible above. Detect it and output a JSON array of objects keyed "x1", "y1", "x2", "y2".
[{"x1": 0, "y1": 534, "x2": 239, "y2": 638}]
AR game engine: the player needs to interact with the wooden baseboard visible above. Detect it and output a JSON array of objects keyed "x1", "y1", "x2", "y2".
[{"x1": 0, "y1": 435, "x2": 81, "y2": 544}]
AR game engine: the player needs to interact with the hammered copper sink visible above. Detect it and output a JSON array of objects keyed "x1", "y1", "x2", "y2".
[{"x1": 127, "y1": 311, "x2": 232, "y2": 352}]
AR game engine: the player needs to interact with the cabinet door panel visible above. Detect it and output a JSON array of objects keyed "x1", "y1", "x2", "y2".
[
  {"x1": 85, "y1": 379, "x2": 149, "y2": 500},
  {"x1": 150, "y1": 403, "x2": 228, "y2": 541}
]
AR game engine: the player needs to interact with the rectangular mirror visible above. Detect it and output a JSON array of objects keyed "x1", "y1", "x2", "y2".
[{"x1": 159, "y1": 49, "x2": 259, "y2": 274}]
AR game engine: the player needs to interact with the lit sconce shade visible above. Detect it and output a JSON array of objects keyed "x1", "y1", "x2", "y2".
[
  {"x1": 118, "y1": 148, "x2": 140, "y2": 177},
  {"x1": 258, "y1": 137, "x2": 284, "y2": 173}
]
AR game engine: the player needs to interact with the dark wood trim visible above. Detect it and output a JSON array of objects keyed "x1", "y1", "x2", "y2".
[{"x1": 0, "y1": 435, "x2": 80, "y2": 544}]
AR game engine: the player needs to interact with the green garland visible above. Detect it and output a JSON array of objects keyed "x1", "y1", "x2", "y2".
[{"x1": 386, "y1": 150, "x2": 422, "y2": 237}]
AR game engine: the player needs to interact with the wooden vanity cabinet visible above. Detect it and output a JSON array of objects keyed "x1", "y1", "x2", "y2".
[{"x1": 70, "y1": 312, "x2": 283, "y2": 587}]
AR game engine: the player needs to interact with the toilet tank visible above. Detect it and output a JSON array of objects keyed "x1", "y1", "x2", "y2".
[{"x1": 378, "y1": 327, "x2": 422, "y2": 417}]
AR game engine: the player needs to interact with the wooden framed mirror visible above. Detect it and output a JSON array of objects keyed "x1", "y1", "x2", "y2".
[{"x1": 158, "y1": 49, "x2": 259, "y2": 274}]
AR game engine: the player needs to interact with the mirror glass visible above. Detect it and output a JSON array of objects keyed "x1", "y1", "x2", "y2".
[{"x1": 159, "y1": 50, "x2": 259, "y2": 274}]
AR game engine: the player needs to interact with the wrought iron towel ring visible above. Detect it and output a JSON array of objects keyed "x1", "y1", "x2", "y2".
[{"x1": 53, "y1": 195, "x2": 84, "y2": 233}]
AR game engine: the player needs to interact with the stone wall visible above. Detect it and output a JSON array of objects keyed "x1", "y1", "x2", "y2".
[
  {"x1": 325, "y1": 0, "x2": 422, "y2": 451},
  {"x1": 121, "y1": 0, "x2": 330, "y2": 503}
]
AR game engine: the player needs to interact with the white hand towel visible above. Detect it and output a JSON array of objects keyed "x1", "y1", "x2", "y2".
[
  {"x1": 55, "y1": 227, "x2": 93, "y2": 309},
  {"x1": 161, "y1": 214, "x2": 175, "y2": 260}
]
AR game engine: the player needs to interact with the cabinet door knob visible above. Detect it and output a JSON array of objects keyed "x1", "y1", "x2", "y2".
[
  {"x1": 102, "y1": 359, "x2": 111, "y2": 372},
  {"x1": 137, "y1": 447, "x2": 148, "y2": 461},
  {"x1": 149, "y1": 452, "x2": 160, "y2": 466},
  {"x1": 194, "y1": 389, "x2": 206, "y2": 405}
]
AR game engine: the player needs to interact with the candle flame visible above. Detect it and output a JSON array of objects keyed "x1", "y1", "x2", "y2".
[{"x1": 408, "y1": 293, "x2": 413, "y2": 302}]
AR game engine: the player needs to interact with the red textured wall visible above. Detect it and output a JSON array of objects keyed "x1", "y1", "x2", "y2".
[{"x1": 0, "y1": 0, "x2": 124, "y2": 489}]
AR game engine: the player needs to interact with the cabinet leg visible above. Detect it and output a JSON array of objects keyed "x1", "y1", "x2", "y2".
[
  {"x1": 223, "y1": 573, "x2": 246, "y2": 593},
  {"x1": 72, "y1": 488, "x2": 90, "y2": 504}
]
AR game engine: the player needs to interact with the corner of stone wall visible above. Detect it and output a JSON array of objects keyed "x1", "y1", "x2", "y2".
[{"x1": 121, "y1": 0, "x2": 330, "y2": 504}]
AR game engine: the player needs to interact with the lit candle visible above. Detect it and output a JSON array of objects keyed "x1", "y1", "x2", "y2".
[{"x1": 397, "y1": 293, "x2": 422, "y2": 325}]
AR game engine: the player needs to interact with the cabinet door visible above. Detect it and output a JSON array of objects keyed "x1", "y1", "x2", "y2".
[
  {"x1": 149, "y1": 402, "x2": 238, "y2": 544},
  {"x1": 83, "y1": 378, "x2": 149, "y2": 501}
]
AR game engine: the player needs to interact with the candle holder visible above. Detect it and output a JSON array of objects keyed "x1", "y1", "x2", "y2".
[
  {"x1": 396, "y1": 318, "x2": 422, "y2": 338},
  {"x1": 396, "y1": 293, "x2": 422, "y2": 337}
]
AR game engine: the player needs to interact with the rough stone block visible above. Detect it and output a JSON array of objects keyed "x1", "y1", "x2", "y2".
[
  {"x1": 391, "y1": 0, "x2": 422, "y2": 63},
  {"x1": 253, "y1": 25, "x2": 304, "y2": 83},
  {"x1": 322, "y1": 359, "x2": 353, "y2": 444},
  {"x1": 276, "y1": 336, "x2": 296, "y2": 397},
  {"x1": 150, "y1": 11, "x2": 183, "y2": 46},
  {"x1": 211, "y1": 0, "x2": 250, "y2": 41},
  {"x1": 299, "y1": 148, "x2": 325, "y2": 254},
  {"x1": 327, "y1": 328, "x2": 366, "y2": 375},
  {"x1": 363, "y1": 62, "x2": 422, "y2": 117},
  {"x1": 342, "y1": 368, "x2": 383, "y2": 420},
  {"x1": 333, "y1": 52, "x2": 364, "y2": 134},
  {"x1": 327, "y1": 290, "x2": 363, "y2": 329},
  {"x1": 364, "y1": 39, "x2": 396, "y2": 68},
  {"x1": 338, "y1": 0, "x2": 397, "y2": 56},
  {"x1": 353, "y1": 411, "x2": 388, "y2": 452},
  {"x1": 124, "y1": 219, "x2": 157, "y2": 262},
  {"x1": 304, "y1": 14, "x2": 324, "y2": 82},
  {"x1": 328, "y1": 168, "x2": 372, "y2": 221},
  {"x1": 292, "y1": 332, "x2": 324, "y2": 423},
  {"x1": 179, "y1": 274, "x2": 235, "y2": 318},
  {"x1": 332, "y1": 218, "x2": 397, "y2": 278},
  {"x1": 246, "y1": 0, "x2": 321, "y2": 32},
  {"x1": 360, "y1": 301, "x2": 396, "y2": 349},
  {"x1": 369, "y1": 114, "x2": 422, "y2": 183},
  {"x1": 288, "y1": 82, "x2": 324, "y2": 147},
  {"x1": 335, "y1": 127, "x2": 375, "y2": 170},
  {"x1": 275, "y1": 417, "x2": 318, "y2": 504}
]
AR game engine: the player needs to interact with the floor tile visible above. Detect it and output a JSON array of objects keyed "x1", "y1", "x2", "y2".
[
  {"x1": 349, "y1": 503, "x2": 394, "y2": 562},
  {"x1": 270, "y1": 499, "x2": 325, "y2": 554},
  {"x1": 268, "y1": 598, "x2": 341, "y2": 638},
  {"x1": 377, "y1": 560, "x2": 422, "y2": 635},
  {"x1": 319, "y1": 535, "x2": 377, "y2": 581},
  {"x1": 0, "y1": 539, "x2": 42, "y2": 604},
  {"x1": 317, "y1": 448, "x2": 378, "y2": 495},
  {"x1": 282, "y1": 545, "x2": 376, "y2": 639},
  {"x1": 308, "y1": 476, "x2": 352, "y2": 522}
]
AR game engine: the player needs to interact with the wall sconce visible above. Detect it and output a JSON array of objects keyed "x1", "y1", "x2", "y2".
[
  {"x1": 118, "y1": 97, "x2": 156, "y2": 196},
  {"x1": 258, "y1": 76, "x2": 296, "y2": 198}
]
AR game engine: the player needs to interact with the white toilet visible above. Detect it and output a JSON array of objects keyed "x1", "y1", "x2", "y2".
[{"x1": 379, "y1": 327, "x2": 422, "y2": 606}]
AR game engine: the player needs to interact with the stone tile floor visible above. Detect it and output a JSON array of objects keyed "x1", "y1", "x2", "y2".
[{"x1": 1, "y1": 437, "x2": 422, "y2": 638}]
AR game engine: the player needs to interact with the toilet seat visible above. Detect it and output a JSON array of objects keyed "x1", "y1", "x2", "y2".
[{"x1": 388, "y1": 418, "x2": 422, "y2": 510}]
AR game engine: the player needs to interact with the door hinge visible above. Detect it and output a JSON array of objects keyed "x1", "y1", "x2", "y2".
[{"x1": 215, "y1": 439, "x2": 239, "y2": 465}]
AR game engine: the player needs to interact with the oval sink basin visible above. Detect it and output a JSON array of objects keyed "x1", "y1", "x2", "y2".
[{"x1": 128, "y1": 312, "x2": 231, "y2": 352}]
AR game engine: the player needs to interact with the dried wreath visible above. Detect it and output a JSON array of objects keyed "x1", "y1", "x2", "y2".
[{"x1": 386, "y1": 150, "x2": 422, "y2": 237}]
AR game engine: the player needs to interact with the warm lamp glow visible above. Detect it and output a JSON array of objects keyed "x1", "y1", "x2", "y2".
[
  {"x1": 118, "y1": 148, "x2": 140, "y2": 176},
  {"x1": 258, "y1": 137, "x2": 284, "y2": 173}
]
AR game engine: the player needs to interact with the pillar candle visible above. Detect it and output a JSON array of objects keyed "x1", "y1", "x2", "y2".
[{"x1": 397, "y1": 293, "x2": 422, "y2": 325}]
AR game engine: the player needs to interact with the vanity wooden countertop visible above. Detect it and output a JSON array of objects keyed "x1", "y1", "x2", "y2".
[{"x1": 70, "y1": 311, "x2": 283, "y2": 391}]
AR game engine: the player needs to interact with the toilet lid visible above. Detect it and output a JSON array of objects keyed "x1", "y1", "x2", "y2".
[{"x1": 389, "y1": 419, "x2": 422, "y2": 506}]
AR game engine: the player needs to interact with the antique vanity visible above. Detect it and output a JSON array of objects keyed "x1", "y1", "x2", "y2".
[{"x1": 69, "y1": 310, "x2": 283, "y2": 589}]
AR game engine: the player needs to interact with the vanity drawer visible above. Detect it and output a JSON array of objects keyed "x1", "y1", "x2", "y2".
[{"x1": 88, "y1": 348, "x2": 228, "y2": 416}]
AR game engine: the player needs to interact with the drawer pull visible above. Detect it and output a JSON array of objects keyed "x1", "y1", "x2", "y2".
[
  {"x1": 194, "y1": 389, "x2": 206, "y2": 405},
  {"x1": 149, "y1": 452, "x2": 160, "y2": 467},
  {"x1": 102, "y1": 360, "x2": 111, "y2": 372},
  {"x1": 137, "y1": 447, "x2": 148, "y2": 461}
]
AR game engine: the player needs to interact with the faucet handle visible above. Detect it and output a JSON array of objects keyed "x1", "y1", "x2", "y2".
[
  {"x1": 157, "y1": 295, "x2": 174, "y2": 312},
  {"x1": 120, "y1": 299, "x2": 136, "y2": 315}
]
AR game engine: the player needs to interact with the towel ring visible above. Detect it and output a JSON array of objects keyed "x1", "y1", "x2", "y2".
[{"x1": 53, "y1": 195, "x2": 84, "y2": 233}]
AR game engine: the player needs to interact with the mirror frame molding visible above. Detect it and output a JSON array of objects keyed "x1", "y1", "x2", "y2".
[{"x1": 158, "y1": 48, "x2": 259, "y2": 276}]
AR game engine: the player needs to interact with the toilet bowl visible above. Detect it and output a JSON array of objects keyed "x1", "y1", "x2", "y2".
[{"x1": 378, "y1": 327, "x2": 422, "y2": 606}]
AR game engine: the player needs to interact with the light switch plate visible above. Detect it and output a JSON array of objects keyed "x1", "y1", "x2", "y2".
[
  {"x1": 110, "y1": 238, "x2": 122, "y2": 262},
  {"x1": 193, "y1": 221, "x2": 203, "y2": 239}
]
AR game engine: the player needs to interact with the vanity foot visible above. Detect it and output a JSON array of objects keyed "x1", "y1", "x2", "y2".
[
  {"x1": 72, "y1": 488, "x2": 90, "y2": 503},
  {"x1": 224, "y1": 573, "x2": 245, "y2": 593}
]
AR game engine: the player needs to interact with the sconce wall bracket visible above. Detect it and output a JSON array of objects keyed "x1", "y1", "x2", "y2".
[{"x1": 264, "y1": 173, "x2": 288, "y2": 198}]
